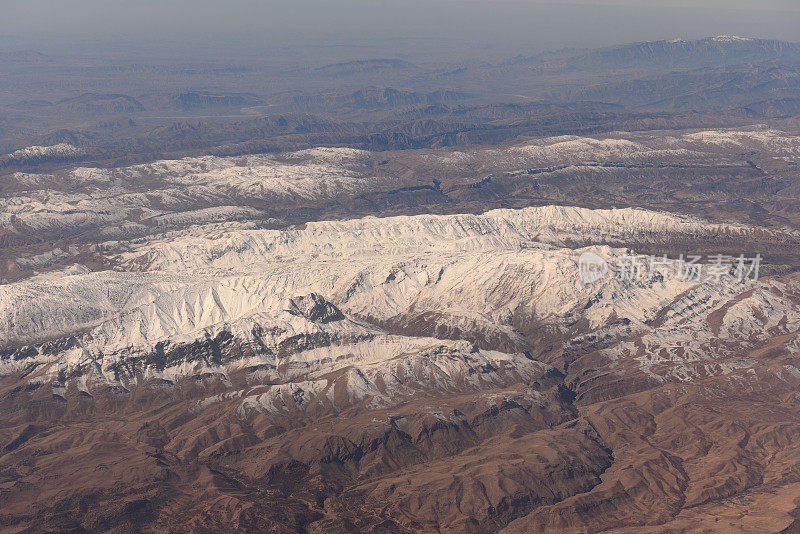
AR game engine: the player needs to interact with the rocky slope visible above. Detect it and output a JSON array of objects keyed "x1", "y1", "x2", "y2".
[
  {"x1": 2, "y1": 199, "x2": 800, "y2": 532},
  {"x1": 6, "y1": 125, "x2": 800, "y2": 280}
]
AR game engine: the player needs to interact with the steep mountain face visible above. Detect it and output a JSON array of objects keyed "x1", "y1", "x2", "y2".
[
  {"x1": 0, "y1": 205, "x2": 766, "y2": 354},
  {"x1": 2, "y1": 198, "x2": 800, "y2": 531},
  {"x1": 0, "y1": 143, "x2": 87, "y2": 168}
]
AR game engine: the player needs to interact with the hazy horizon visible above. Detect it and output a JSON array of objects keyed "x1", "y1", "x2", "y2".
[{"x1": 4, "y1": 0, "x2": 800, "y2": 62}]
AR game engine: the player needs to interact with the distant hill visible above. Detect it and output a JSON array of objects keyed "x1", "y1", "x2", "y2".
[
  {"x1": 13, "y1": 93, "x2": 145, "y2": 115},
  {"x1": 52, "y1": 93, "x2": 145, "y2": 114},
  {"x1": 176, "y1": 91, "x2": 264, "y2": 111},
  {"x1": 316, "y1": 59, "x2": 417, "y2": 76},
  {"x1": 279, "y1": 87, "x2": 472, "y2": 112},
  {"x1": 516, "y1": 36, "x2": 800, "y2": 74}
]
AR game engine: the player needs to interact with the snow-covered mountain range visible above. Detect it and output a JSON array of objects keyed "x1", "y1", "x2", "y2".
[
  {"x1": 3, "y1": 202, "x2": 797, "y2": 421},
  {"x1": 3, "y1": 128, "x2": 800, "y2": 533}
]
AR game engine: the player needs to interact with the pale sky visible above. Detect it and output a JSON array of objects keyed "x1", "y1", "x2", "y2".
[{"x1": 4, "y1": 1, "x2": 800, "y2": 55}]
